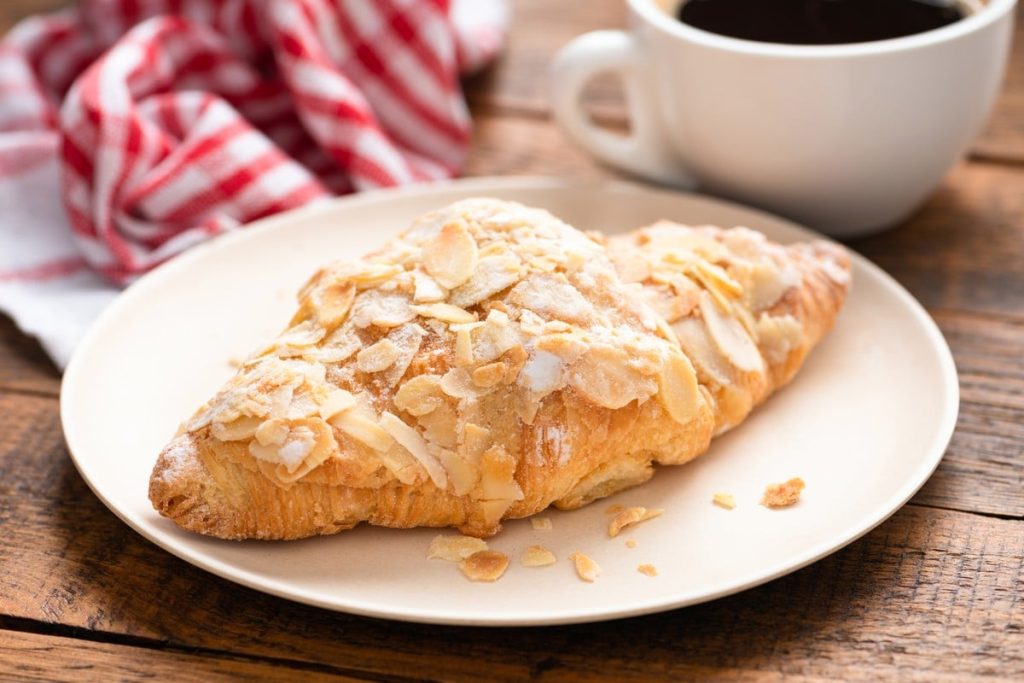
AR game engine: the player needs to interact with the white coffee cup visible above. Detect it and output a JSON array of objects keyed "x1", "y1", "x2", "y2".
[{"x1": 551, "y1": 0, "x2": 1016, "y2": 237}]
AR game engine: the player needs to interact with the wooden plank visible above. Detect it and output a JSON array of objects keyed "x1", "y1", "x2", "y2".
[
  {"x1": 850, "y1": 161, "x2": 1024, "y2": 319},
  {"x1": 0, "y1": 316, "x2": 60, "y2": 396},
  {"x1": 2, "y1": 391, "x2": 1022, "y2": 681},
  {"x1": 466, "y1": 1, "x2": 1024, "y2": 164},
  {"x1": 0, "y1": 629, "x2": 365, "y2": 682}
]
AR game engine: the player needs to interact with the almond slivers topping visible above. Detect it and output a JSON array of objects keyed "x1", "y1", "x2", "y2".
[
  {"x1": 657, "y1": 352, "x2": 701, "y2": 425},
  {"x1": 422, "y1": 219, "x2": 478, "y2": 289},
  {"x1": 330, "y1": 410, "x2": 394, "y2": 452},
  {"x1": 530, "y1": 517, "x2": 552, "y2": 531},
  {"x1": 356, "y1": 338, "x2": 399, "y2": 373},
  {"x1": 712, "y1": 492, "x2": 736, "y2": 510},
  {"x1": 393, "y1": 375, "x2": 444, "y2": 417},
  {"x1": 637, "y1": 564, "x2": 658, "y2": 577},
  {"x1": 761, "y1": 477, "x2": 805, "y2": 508},
  {"x1": 318, "y1": 388, "x2": 356, "y2": 421},
  {"x1": 428, "y1": 534, "x2": 488, "y2": 562},
  {"x1": 472, "y1": 362, "x2": 506, "y2": 388},
  {"x1": 522, "y1": 545, "x2": 556, "y2": 567},
  {"x1": 608, "y1": 507, "x2": 663, "y2": 537},
  {"x1": 570, "y1": 552, "x2": 601, "y2": 582},
  {"x1": 411, "y1": 302, "x2": 477, "y2": 325},
  {"x1": 379, "y1": 412, "x2": 448, "y2": 489},
  {"x1": 460, "y1": 550, "x2": 509, "y2": 582}
]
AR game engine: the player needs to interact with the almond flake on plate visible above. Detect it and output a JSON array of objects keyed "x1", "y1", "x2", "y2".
[
  {"x1": 530, "y1": 517, "x2": 552, "y2": 531},
  {"x1": 608, "y1": 507, "x2": 663, "y2": 537},
  {"x1": 637, "y1": 564, "x2": 658, "y2": 577},
  {"x1": 712, "y1": 492, "x2": 736, "y2": 510},
  {"x1": 460, "y1": 550, "x2": 509, "y2": 582},
  {"x1": 521, "y1": 545, "x2": 556, "y2": 567},
  {"x1": 762, "y1": 477, "x2": 806, "y2": 508},
  {"x1": 569, "y1": 552, "x2": 601, "y2": 583},
  {"x1": 427, "y1": 534, "x2": 489, "y2": 562}
]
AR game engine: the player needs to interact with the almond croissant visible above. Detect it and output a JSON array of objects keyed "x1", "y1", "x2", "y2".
[{"x1": 149, "y1": 199, "x2": 850, "y2": 539}]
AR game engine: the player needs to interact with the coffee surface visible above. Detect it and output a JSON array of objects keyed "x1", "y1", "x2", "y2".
[{"x1": 676, "y1": 0, "x2": 966, "y2": 45}]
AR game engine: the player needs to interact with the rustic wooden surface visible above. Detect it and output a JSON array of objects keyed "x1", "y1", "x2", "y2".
[{"x1": 1, "y1": 1, "x2": 1023, "y2": 681}]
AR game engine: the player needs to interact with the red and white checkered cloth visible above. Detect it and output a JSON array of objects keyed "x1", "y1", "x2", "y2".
[{"x1": 0, "y1": 0, "x2": 507, "y2": 367}]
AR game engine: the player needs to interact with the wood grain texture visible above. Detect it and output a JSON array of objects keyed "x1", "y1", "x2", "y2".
[
  {"x1": 0, "y1": 629, "x2": 365, "y2": 682},
  {"x1": 1, "y1": 389, "x2": 1022, "y2": 681},
  {"x1": 0, "y1": 0, "x2": 1022, "y2": 680},
  {"x1": 0, "y1": 316, "x2": 60, "y2": 396}
]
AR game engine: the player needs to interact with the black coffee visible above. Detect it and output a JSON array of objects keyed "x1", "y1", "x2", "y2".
[{"x1": 676, "y1": 0, "x2": 967, "y2": 45}]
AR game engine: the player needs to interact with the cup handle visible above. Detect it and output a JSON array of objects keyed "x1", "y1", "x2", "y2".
[{"x1": 550, "y1": 30, "x2": 695, "y2": 187}]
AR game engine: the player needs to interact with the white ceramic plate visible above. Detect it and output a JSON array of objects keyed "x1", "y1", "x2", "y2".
[{"x1": 61, "y1": 177, "x2": 958, "y2": 626}]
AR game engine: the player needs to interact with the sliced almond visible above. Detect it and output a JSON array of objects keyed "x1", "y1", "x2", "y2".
[
  {"x1": 637, "y1": 564, "x2": 658, "y2": 577},
  {"x1": 356, "y1": 338, "x2": 399, "y2": 373},
  {"x1": 428, "y1": 534, "x2": 488, "y2": 561},
  {"x1": 462, "y1": 423, "x2": 492, "y2": 464},
  {"x1": 411, "y1": 302, "x2": 477, "y2": 325},
  {"x1": 569, "y1": 345, "x2": 644, "y2": 409},
  {"x1": 394, "y1": 374, "x2": 444, "y2": 417},
  {"x1": 330, "y1": 410, "x2": 394, "y2": 452},
  {"x1": 530, "y1": 517, "x2": 552, "y2": 531},
  {"x1": 713, "y1": 492, "x2": 736, "y2": 510},
  {"x1": 522, "y1": 545, "x2": 557, "y2": 567},
  {"x1": 657, "y1": 351, "x2": 701, "y2": 426},
  {"x1": 480, "y1": 498, "x2": 514, "y2": 528},
  {"x1": 379, "y1": 411, "x2": 447, "y2": 489},
  {"x1": 423, "y1": 219, "x2": 478, "y2": 289},
  {"x1": 254, "y1": 417, "x2": 290, "y2": 446},
  {"x1": 448, "y1": 253, "x2": 522, "y2": 308},
  {"x1": 472, "y1": 362, "x2": 506, "y2": 388},
  {"x1": 460, "y1": 550, "x2": 509, "y2": 582},
  {"x1": 439, "y1": 367, "x2": 480, "y2": 400},
  {"x1": 608, "y1": 507, "x2": 663, "y2": 537},
  {"x1": 454, "y1": 325, "x2": 475, "y2": 366},
  {"x1": 761, "y1": 477, "x2": 805, "y2": 508},
  {"x1": 412, "y1": 271, "x2": 446, "y2": 303},
  {"x1": 210, "y1": 416, "x2": 261, "y2": 442},
  {"x1": 437, "y1": 449, "x2": 477, "y2": 496},
  {"x1": 351, "y1": 291, "x2": 415, "y2": 329},
  {"x1": 699, "y1": 292, "x2": 764, "y2": 373},
  {"x1": 276, "y1": 320, "x2": 325, "y2": 349},
  {"x1": 570, "y1": 552, "x2": 601, "y2": 582},
  {"x1": 313, "y1": 279, "x2": 356, "y2": 331},
  {"x1": 478, "y1": 445, "x2": 523, "y2": 502},
  {"x1": 318, "y1": 388, "x2": 356, "y2": 421}
]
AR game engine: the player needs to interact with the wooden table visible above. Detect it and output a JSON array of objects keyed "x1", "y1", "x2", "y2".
[{"x1": 2, "y1": 2, "x2": 1022, "y2": 680}]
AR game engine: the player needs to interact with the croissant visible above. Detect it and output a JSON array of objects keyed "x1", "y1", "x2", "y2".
[{"x1": 149, "y1": 199, "x2": 851, "y2": 540}]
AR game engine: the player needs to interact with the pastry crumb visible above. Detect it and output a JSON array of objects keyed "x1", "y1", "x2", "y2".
[
  {"x1": 625, "y1": 539, "x2": 637, "y2": 549},
  {"x1": 761, "y1": 477, "x2": 805, "y2": 508},
  {"x1": 570, "y1": 552, "x2": 601, "y2": 582},
  {"x1": 530, "y1": 517, "x2": 553, "y2": 531},
  {"x1": 712, "y1": 492, "x2": 736, "y2": 510},
  {"x1": 637, "y1": 564, "x2": 658, "y2": 577},
  {"x1": 460, "y1": 550, "x2": 509, "y2": 582},
  {"x1": 428, "y1": 534, "x2": 488, "y2": 562},
  {"x1": 605, "y1": 504, "x2": 624, "y2": 515},
  {"x1": 608, "y1": 506, "x2": 663, "y2": 537},
  {"x1": 522, "y1": 545, "x2": 557, "y2": 567},
  {"x1": 227, "y1": 356, "x2": 244, "y2": 369}
]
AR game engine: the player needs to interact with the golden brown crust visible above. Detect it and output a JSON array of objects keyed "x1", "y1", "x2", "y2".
[{"x1": 149, "y1": 200, "x2": 850, "y2": 540}]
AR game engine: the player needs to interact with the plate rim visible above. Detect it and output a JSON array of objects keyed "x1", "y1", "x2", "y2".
[{"x1": 60, "y1": 176, "x2": 960, "y2": 626}]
